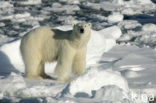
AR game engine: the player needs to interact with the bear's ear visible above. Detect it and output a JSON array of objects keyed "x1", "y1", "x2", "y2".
[
  {"x1": 72, "y1": 23, "x2": 76, "y2": 27},
  {"x1": 87, "y1": 23, "x2": 92, "y2": 27}
]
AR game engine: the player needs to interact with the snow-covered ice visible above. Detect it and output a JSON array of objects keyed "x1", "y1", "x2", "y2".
[
  {"x1": 108, "y1": 12, "x2": 124, "y2": 23},
  {"x1": 87, "y1": 26, "x2": 122, "y2": 65},
  {"x1": 0, "y1": 25, "x2": 133, "y2": 103},
  {"x1": 102, "y1": 45, "x2": 156, "y2": 97},
  {"x1": 68, "y1": 69, "x2": 129, "y2": 96},
  {"x1": 51, "y1": 3, "x2": 80, "y2": 14},
  {"x1": 18, "y1": 0, "x2": 42, "y2": 5}
]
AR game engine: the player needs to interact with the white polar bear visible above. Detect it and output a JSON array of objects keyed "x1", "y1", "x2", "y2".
[{"x1": 20, "y1": 23, "x2": 91, "y2": 82}]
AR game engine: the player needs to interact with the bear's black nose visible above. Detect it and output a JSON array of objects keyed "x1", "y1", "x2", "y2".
[{"x1": 80, "y1": 28, "x2": 84, "y2": 33}]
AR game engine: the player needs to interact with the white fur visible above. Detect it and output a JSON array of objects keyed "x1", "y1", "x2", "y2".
[{"x1": 20, "y1": 23, "x2": 91, "y2": 82}]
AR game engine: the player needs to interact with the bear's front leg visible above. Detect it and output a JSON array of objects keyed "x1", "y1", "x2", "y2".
[
  {"x1": 72, "y1": 48, "x2": 86, "y2": 76},
  {"x1": 54, "y1": 46, "x2": 75, "y2": 82}
]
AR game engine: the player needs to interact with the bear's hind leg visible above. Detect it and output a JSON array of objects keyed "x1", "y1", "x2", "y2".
[{"x1": 39, "y1": 62, "x2": 52, "y2": 79}]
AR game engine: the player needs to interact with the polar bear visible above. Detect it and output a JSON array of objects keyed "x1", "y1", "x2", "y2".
[{"x1": 20, "y1": 23, "x2": 91, "y2": 82}]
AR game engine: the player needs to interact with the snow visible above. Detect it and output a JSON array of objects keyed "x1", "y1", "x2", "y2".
[
  {"x1": 132, "y1": 0, "x2": 152, "y2": 4},
  {"x1": 68, "y1": 69, "x2": 129, "y2": 96},
  {"x1": 0, "y1": 73, "x2": 26, "y2": 99},
  {"x1": 59, "y1": 0, "x2": 80, "y2": 4},
  {"x1": 11, "y1": 12, "x2": 31, "y2": 23},
  {"x1": 0, "y1": 1, "x2": 13, "y2": 9},
  {"x1": 0, "y1": 35, "x2": 14, "y2": 46},
  {"x1": 112, "y1": 0, "x2": 124, "y2": 5},
  {"x1": 118, "y1": 22, "x2": 156, "y2": 47},
  {"x1": 0, "y1": 22, "x2": 5, "y2": 27},
  {"x1": 0, "y1": 1, "x2": 14, "y2": 15},
  {"x1": 82, "y1": 0, "x2": 156, "y2": 16},
  {"x1": 108, "y1": 12, "x2": 124, "y2": 23},
  {"x1": 91, "y1": 86, "x2": 130, "y2": 102},
  {"x1": 102, "y1": 45, "x2": 156, "y2": 96},
  {"x1": 0, "y1": 39, "x2": 24, "y2": 73},
  {"x1": 18, "y1": 0, "x2": 42, "y2": 5},
  {"x1": 142, "y1": 23, "x2": 156, "y2": 32},
  {"x1": 82, "y1": 2, "x2": 120, "y2": 11},
  {"x1": 51, "y1": 4, "x2": 80, "y2": 14},
  {"x1": 57, "y1": 16, "x2": 77, "y2": 25},
  {"x1": 87, "y1": 26, "x2": 122, "y2": 65}
]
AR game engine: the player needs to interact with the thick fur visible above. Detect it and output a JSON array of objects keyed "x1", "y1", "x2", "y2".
[{"x1": 20, "y1": 23, "x2": 91, "y2": 82}]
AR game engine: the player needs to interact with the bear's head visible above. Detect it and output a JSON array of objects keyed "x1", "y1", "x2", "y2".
[{"x1": 73, "y1": 23, "x2": 91, "y2": 39}]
